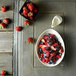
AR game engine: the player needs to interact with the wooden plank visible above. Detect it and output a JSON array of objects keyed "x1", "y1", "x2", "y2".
[
  {"x1": 0, "y1": 11, "x2": 13, "y2": 31},
  {"x1": 0, "y1": 32, "x2": 13, "y2": 52},
  {"x1": 0, "y1": 0, "x2": 13, "y2": 10},
  {"x1": 0, "y1": 53, "x2": 12, "y2": 74}
]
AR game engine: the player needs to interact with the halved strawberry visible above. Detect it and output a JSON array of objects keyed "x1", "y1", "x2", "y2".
[
  {"x1": 16, "y1": 26, "x2": 22, "y2": 32},
  {"x1": 41, "y1": 58, "x2": 46, "y2": 62},
  {"x1": 45, "y1": 58, "x2": 50, "y2": 63},
  {"x1": 1, "y1": 6, "x2": 7, "y2": 12},
  {"x1": 3, "y1": 18, "x2": 9, "y2": 24},
  {"x1": 41, "y1": 39, "x2": 46, "y2": 43},
  {"x1": 40, "y1": 53, "x2": 44, "y2": 58},
  {"x1": 50, "y1": 52, "x2": 56, "y2": 57},
  {"x1": 56, "y1": 55, "x2": 61, "y2": 59},
  {"x1": 27, "y1": 37, "x2": 33, "y2": 44},
  {"x1": 27, "y1": 3, "x2": 34, "y2": 11},
  {"x1": 46, "y1": 53, "x2": 50, "y2": 57},
  {"x1": 24, "y1": 20, "x2": 30, "y2": 26},
  {"x1": 0, "y1": 23, "x2": 6, "y2": 29},
  {"x1": 49, "y1": 34, "x2": 55, "y2": 37},
  {"x1": 53, "y1": 43, "x2": 58, "y2": 47},
  {"x1": 59, "y1": 48, "x2": 63, "y2": 53},
  {"x1": 1, "y1": 70, "x2": 6, "y2": 75}
]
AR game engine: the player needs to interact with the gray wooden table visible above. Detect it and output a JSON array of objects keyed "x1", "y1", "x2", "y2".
[{"x1": 14, "y1": 0, "x2": 76, "y2": 76}]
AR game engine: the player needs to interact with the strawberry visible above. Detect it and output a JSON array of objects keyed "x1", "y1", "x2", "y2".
[
  {"x1": 16, "y1": 26, "x2": 22, "y2": 31},
  {"x1": 28, "y1": 12, "x2": 33, "y2": 17},
  {"x1": 56, "y1": 55, "x2": 61, "y2": 59},
  {"x1": 49, "y1": 34, "x2": 55, "y2": 37},
  {"x1": 41, "y1": 39, "x2": 46, "y2": 43},
  {"x1": 27, "y1": 37, "x2": 33, "y2": 44},
  {"x1": 24, "y1": 20, "x2": 30, "y2": 26},
  {"x1": 41, "y1": 53, "x2": 44, "y2": 58},
  {"x1": 0, "y1": 23, "x2": 6, "y2": 29},
  {"x1": 41, "y1": 58, "x2": 46, "y2": 62},
  {"x1": 3, "y1": 18, "x2": 9, "y2": 24},
  {"x1": 1, "y1": 70, "x2": 6, "y2": 75},
  {"x1": 22, "y1": 13, "x2": 28, "y2": 17},
  {"x1": 38, "y1": 44, "x2": 44, "y2": 48},
  {"x1": 34, "y1": 7, "x2": 38, "y2": 13},
  {"x1": 27, "y1": 3, "x2": 34, "y2": 11},
  {"x1": 50, "y1": 52, "x2": 56, "y2": 57},
  {"x1": 53, "y1": 43, "x2": 58, "y2": 47},
  {"x1": 23, "y1": 6, "x2": 27, "y2": 10},
  {"x1": 45, "y1": 58, "x2": 50, "y2": 63},
  {"x1": 23, "y1": 9, "x2": 28, "y2": 14},
  {"x1": 59, "y1": 48, "x2": 63, "y2": 53},
  {"x1": 29, "y1": 16, "x2": 33, "y2": 21},
  {"x1": 1, "y1": 6, "x2": 7, "y2": 12},
  {"x1": 46, "y1": 53, "x2": 50, "y2": 57}
]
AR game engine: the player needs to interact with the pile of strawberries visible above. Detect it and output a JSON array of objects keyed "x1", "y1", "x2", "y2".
[
  {"x1": 20, "y1": 1, "x2": 38, "y2": 21},
  {"x1": 38, "y1": 33, "x2": 63, "y2": 64},
  {"x1": 0, "y1": 6, "x2": 11, "y2": 29}
]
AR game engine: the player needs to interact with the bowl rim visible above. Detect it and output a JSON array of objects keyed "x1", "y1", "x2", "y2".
[{"x1": 35, "y1": 29, "x2": 65, "y2": 67}]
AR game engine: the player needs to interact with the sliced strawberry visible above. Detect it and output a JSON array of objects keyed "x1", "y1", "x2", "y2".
[
  {"x1": 1, "y1": 6, "x2": 7, "y2": 12},
  {"x1": 45, "y1": 58, "x2": 50, "y2": 63},
  {"x1": 53, "y1": 43, "x2": 58, "y2": 47},
  {"x1": 49, "y1": 34, "x2": 55, "y2": 37},
  {"x1": 24, "y1": 20, "x2": 30, "y2": 26},
  {"x1": 41, "y1": 53, "x2": 44, "y2": 58},
  {"x1": 41, "y1": 58, "x2": 46, "y2": 62},
  {"x1": 56, "y1": 55, "x2": 61, "y2": 59},
  {"x1": 59, "y1": 48, "x2": 63, "y2": 53},
  {"x1": 38, "y1": 44, "x2": 45, "y2": 48},
  {"x1": 27, "y1": 37, "x2": 33, "y2": 44},
  {"x1": 41, "y1": 39, "x2": 46, "y2": 43},
  {"x1": 50, "y1": 52, "x2": 56, "y2": 57},
  {"x1": 46, "y1": 53, "x2": 50, "y2": 57}
]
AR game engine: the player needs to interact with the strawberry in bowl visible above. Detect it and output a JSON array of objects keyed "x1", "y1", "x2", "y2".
[
  {"x1": 35, "y1": 29, "x2": 65, "y2": 67},
  {"x1": 19, "y1": 1, "x2": 39, "y2": 21}
]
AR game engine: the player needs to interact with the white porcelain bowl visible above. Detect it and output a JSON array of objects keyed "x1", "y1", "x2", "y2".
[{"x1": 35, "y1": 29, "x2": 65, "y2": 67}]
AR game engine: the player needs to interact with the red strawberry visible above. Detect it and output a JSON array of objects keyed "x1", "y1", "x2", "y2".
[
  {"x1": 3, "y1": 18, "x2": 9, "y2": 24},
  {"x1": 1, "y1": 70, "x2": 6, "y2": 75},
  {"x1": 52, "y1": 58, "x2": 56, "y2": 62},
  {"x1": 56, "y1": 55, "x2": 61, "y2": 59},
  {"x1": 41, "y1": 53, "x2": 44, "y2": 58},
  {"x1": 50, "y1": 52, "x2": 56, "y2": 57},
  {"x1": 0, "y1": 23, "x2": 6, "y2": 29},
  {"x1": 16, "y1": 26, "x2": 22, "y2": 31},
  {"x1": 28, "y1": 12, "x2": 33, "y2": 17},
  {"x1": 49, "y1": 34, "x2": 55, "y2": 37},
  {"x1": 27, "y1": 37, "x2": 33, "y2": 44},
  {"x1": 43, "y1": 35, "x2": 49, "y2": 40},
  {"x1": 23, "y1": 6, "x2": 27, "y2": 10},
  {"x1": 27, "y1": 3, "x2": 34, "y2": 11},
  {"x1": 23, "y1": 9, "x2": 28, "y2": 14},
  {"x1": 24, "y1": 20, "x2": 30, "y2": 26},
  {"x1": 29, "y1": 16, "x2": 33, "y2": 21},
  {"x1": 45, "y1": 58, "x2": 50, "y2": 63},
  {"x1": 34, "y1": 7, "x2": 38, "y2": 13},
  {"x1": 1, "y1": 6, "x2": 7, "y2": 12},
  {"x1": 46, "y1": 53, "x2": 50, "y2": 57},
  {"x1": 41, "y1": 39, "x2": 46, "y2": 43},
  {"x1": 41, "y1": 58, "x2": 46, "y2": 62},
  {"x1": 39, "y1": 44, "x2": 44, "y2": 48},
  {"x1": 53, "y1": 43, "x2": 58, "y2": 47},
  {"x1": 22, "y1": 13, "x2": 28, "y2": 17},
  {"x1": 59, "y1": 48, "x2": 63, "y2": 53}
]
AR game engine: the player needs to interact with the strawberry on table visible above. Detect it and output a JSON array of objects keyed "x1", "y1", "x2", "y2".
[
  {"x1": 27, "y1": 3, "x2": 34, "y2": 11},
  {"x1": 1, "y1": 70, "x2": 6, "y2": 75},
  {"x1": 16, "y1": 26, "x2": 22, "y2": 32},
  {"x1": 0, "y1": 23, "x2": 6, "y2": 29},
  {"x1": 24, "y1": 20, "x2": 30, "y2": 26},
  {"x1": 27, "y1": 37, "x2": 33, "y2": 44},
  {"x1": 1, "y1": 6, "x2": 7, "y2": 12},
  {"x1": 3, "y1": 18, "x2": 9, "y2": 24}
]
